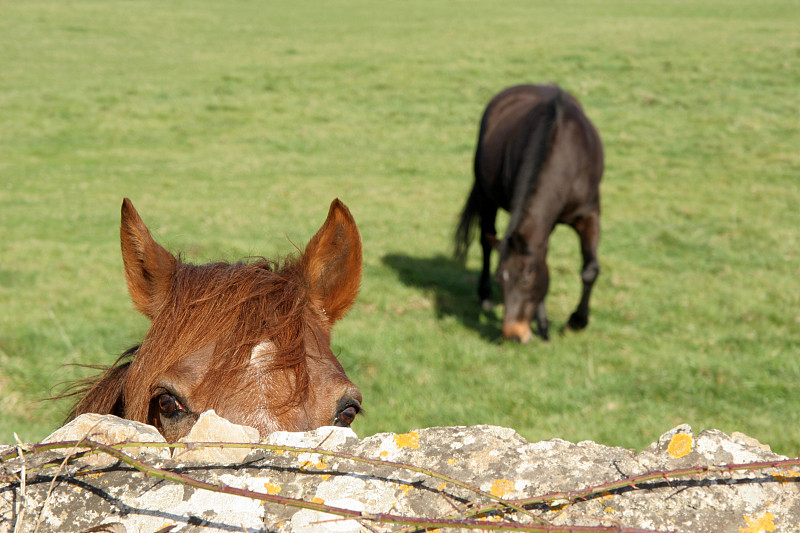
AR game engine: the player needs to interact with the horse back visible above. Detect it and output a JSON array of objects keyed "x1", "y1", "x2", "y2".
[
  {"x1": 544, "y1": 91, "x2": 603, "y2": 224},
  {"x1": 475, "y1": 84, "x2": 602, "y2": 216}
]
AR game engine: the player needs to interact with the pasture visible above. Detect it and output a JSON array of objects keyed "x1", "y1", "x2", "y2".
[{"x1": 1, "y1": 0, "x2": 798, "y2": 454}]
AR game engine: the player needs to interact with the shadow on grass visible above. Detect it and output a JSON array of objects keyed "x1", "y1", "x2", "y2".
[{"x1": 382, "y1": 253, "x2": 502, "y2": 342}]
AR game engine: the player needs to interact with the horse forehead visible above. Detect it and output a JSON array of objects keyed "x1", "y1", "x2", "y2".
[
  {"x1": 248, "y1": 339, "x2": 326, "y2": 367},
  {"x1": 165, "y1": 343, "x2": 215, "y2": 379},
  {"x1": 249, "y1": 335, "x2": 347, "y2": 378}
]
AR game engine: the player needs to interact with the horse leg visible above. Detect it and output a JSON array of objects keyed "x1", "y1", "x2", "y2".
[
  {"x1": 568, "y1": 212, "x2": 600, "y2": 330},
  {"x1": 478, "y1": 207, "x2": 498, "y2": 310},
  {"x1": 534, "y1": 301, "x2": 549, "y2": 340},
  {"x1": 533, "y1": 252, "x2": 551, "y2": 339}
]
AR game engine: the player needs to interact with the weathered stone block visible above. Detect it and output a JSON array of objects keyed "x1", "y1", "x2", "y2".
[
  {"x1": 174, "y1": 410, "x2": 260, "y2": 464},
  {"x1": 41, "y1": 413, "x2": 169, "y2": 468},
  {"x1": 2, "y1": 417, "x2": 798, "y2": 533}
]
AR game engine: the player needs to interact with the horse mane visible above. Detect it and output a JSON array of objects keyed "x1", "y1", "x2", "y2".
[
  {"x1": 504, "y1": 87, "x2": 565, "y2": 237},
  {"x1": 58, "y1": 346, "x2": 136, "y2": 421},
  {"x1": 64, "y1": 254, "x2": 315, "y2": 424}
]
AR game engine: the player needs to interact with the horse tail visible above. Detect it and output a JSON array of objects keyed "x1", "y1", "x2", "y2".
[
  {"x1": 506, "y1": 88, "x2": 565, "y2": 235},
  {"x1": 454, "y1": 182, "x2": 482, "y2": 262},
  {"x1": 454, "y1": 105, "x2": 493, "y2": 263}
]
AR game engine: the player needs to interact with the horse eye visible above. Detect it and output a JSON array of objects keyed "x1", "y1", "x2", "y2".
[
  {"x1": 157, "y1": 393, "x2": 184, "y2": 416},
  {"x1": 336, "y1": 405, "x2": 358, "y2": 427}
]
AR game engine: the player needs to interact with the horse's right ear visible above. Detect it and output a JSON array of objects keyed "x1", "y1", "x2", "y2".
[
  {"x1": 302, "y1": 199, "x2": 362, "y2": 325},
  {"x1": 507, "y1": 230, "x2": 529, "y2": 254},
  {"x1": 120, "y1": 198, "x2": 177, "y2": 319}
]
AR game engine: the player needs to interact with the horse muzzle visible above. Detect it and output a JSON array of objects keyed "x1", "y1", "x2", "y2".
[{"x1": 502, "y1": 321, "x2": 532, "y2": 344}]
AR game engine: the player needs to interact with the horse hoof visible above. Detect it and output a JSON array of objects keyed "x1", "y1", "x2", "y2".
[
  {"x1": 567, "y1": 313, "x2": 589, "y2": 330},
  {"x1": 481, "y1": 299, "x2": 495, "y2": 311}
]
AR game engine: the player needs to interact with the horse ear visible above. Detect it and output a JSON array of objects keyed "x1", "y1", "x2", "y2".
[
  {"x1": 507, "y1": 230, "x2": 529, "y2": 254},
  {"x1": 302, "y1": 199, "x2": 362, "y2": 324},
  {"x1": 120, "y1": 198, "x2": 177, "y2": 319}
]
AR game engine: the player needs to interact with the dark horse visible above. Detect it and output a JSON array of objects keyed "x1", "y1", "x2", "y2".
[
  {"x1": 455, "y1": 84, "x2": 603, "y2": 343},
  {"x1": 67, "y1": 198, "x2": 363, "y2": 441}
]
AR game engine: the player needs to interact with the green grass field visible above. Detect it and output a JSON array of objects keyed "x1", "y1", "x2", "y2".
[{"x1": 1, "y1": 0, "x2": 798, "y2": 455}]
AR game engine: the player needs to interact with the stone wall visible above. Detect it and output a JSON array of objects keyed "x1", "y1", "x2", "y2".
[{"x1": 1, "y1": 412, "x2": 798, "y2": 532}]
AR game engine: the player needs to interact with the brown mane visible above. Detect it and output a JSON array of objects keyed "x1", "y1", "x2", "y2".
[
  {"x1": 69, "y1": 257, "x2": 314, "y2": 422},
  {"x1": 132, "y1": 257, "x2": 316, "y2": 421}
]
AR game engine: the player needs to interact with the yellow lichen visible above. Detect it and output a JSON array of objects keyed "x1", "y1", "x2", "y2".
[
  {"x1": 394, "y1": 431, "x2": 420, "y2": 449},
  {"x1": 739, "y1": 512, "x2": 776, "y2": 533},
  {"x1": 76, "y1": 472, "x2": 105, "y2": 480},
  {"x1": 667, "y1": 433, "x2": 693, "y2": 458},
  {"x1": 315, "y1": 459, "x2": 328, "y2": 470},
  {"x1": 490, "y1": 479, "x2": 514, "y2": 498},
  {"x1": 264, "y1": 482, "x2": 282, "y2": 495},
  {"x1": 380, "y1": 450, "x2": 389, "y2": 457},
  {"x1": 312, "y1": 497, "x2": 325, "y2": 504},
  {"x1": 438, "y1": 481, "x2": 447, "y2": 491},
  {"x1": 771, "y1": 470, "x2": 800, "y2": 483}
]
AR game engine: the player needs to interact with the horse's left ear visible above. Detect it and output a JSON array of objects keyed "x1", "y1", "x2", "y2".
[{"x1": 302, "y1": 199, "x2": 362, "y2": 324}]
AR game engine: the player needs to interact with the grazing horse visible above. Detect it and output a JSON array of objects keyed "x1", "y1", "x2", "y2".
[
  {"x1": 68, "y1": 198, "x2": 363, "y2": 441},
  {"x1": 454, "y1": 84, "x2": 603, "y2": 343}
]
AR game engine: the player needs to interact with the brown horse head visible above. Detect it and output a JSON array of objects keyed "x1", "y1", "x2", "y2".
[{"x1": 69, "y1": 198, "x2": 363, "y2": 441}]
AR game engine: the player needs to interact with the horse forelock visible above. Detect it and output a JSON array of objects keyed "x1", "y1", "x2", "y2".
[{"x1": 121, "y1": 255, "x2": 314, "y2": 424}]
